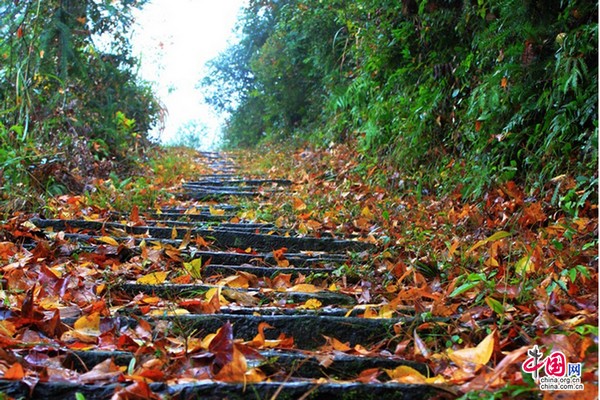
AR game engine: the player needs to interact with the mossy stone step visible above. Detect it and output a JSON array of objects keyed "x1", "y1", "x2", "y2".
[
  {"x1": 116, "y1": 282, "x2": 356, "y2": 306},
  {"x1": 184, "y1": 178, "x2": 292, "y2": 186},
  {"x1": 67, "y1": 314, "x2": 410, "y2": 349},
  {"x1": 31, "y1": 218, "x2": 373, "y2": 252},
  {"x1": 62, "y1": 348, "x2": 428, "y2": 379},
  {"x1": 45, "y1": 241, "x2": 347, "y2": 267},
  {"x1": 0, "y1": 380, "x2": 449, "y2": 400}
]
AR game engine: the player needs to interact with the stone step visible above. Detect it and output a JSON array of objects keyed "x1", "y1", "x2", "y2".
[
  {"x1": 0, "y1": 152, "x2": 449, "y2": 399},
  {"x1": 116, "y1": 282, "x2": 357, "y2": 307},
  {"x1": 106, "y1": 217, "x2": 281, "y2": 233},
  {"x1": 43, "y1": 241, "x2": 347, "y2": 267},
  {"x1": 184, "y1": 178, "x2": 293, "y2": 186},
  {"x1": 62, "y1": 314, "x2": 418, "y2": 349},
  {"x1": 31, "y1": 218, "x2": 373, "y2": 252},
  {"x1": 109, "y1": 210, "x2": 233, "y2": 222},
  {"x1": 62, "y1": 348, "x2": 428, "y2": 379},
  {"x1": 181, "y1": 189, "x2": 262, "y2": 200},
  {"x1": 0, "y1": 380, "x2": 448, "y2": 400},
  {"x1": 203, "y1": 263, "x2": 336, "y2": 277},
  {"x1": 160, "y1": 204, "x2": 239, "y2": 212}
]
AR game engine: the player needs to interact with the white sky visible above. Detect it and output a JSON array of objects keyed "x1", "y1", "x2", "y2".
[{"x1": 131, "y1": 0, "x2": 245, "y2": 149}]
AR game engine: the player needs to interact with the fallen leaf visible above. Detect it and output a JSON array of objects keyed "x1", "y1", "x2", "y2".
[
  {"x1": 136, "y1": 271, "x2": 168, "y2": 285},
  {"x1": 98, "y1": 236, "x2": 119, "y2": 246},
  {"x1": 74, "y1": 312, "x2": 100, "y2": 333},
  {"x1": 466, "y1": 231, "x2": 511, "y2": 255},
  {"x1": 3, "y1": 362, "x2": 24, "y2": 380},
  {"x1": 448, "y1": 330, "x2": 495, "y2": 374},
  {"x1": 287, "y1": 284, "x2": 321, "y2": 293},
  {"x1": 385, "y1": 365, "x2": 445, "y2": 384},
  {"x1": 293, "y1": 197, "x2": 307, "y2": 211},
  {"x1": 297, "y1": 298, "x2": 322, "y2": 310}
]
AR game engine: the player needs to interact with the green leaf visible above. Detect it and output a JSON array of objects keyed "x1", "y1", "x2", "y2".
[
  {"x1": 127, "y1": 357, "x2": 136, "y2": 375},
  {"x1": 184, "y1": 258, "x2": 203, "y2": 280},
  {"x1": 467, "y1": 231, "x2": 512, "y2": 255},
  {"x1": 485, "y1": 296, "x2": 505, "y2": 315},
  {"x1": 450, "y1": 281, "x2": 481, "y2": 298}
]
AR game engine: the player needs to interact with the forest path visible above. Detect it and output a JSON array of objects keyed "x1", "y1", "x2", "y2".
[{"x1": 0, "y1": 151, "x2": 452, "y2": 399}]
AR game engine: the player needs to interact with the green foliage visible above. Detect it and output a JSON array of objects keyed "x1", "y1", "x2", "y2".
[
  {"x1": 206, "y1": 0, "x2": 598, "y2": 204},
  {"x1": 0, "y1": 0, "x2": 162, "y2": 210}
]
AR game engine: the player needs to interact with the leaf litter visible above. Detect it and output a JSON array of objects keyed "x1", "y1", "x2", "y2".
[{"x1": 0, "y1": 145, "x2": 596, "y2": 398}]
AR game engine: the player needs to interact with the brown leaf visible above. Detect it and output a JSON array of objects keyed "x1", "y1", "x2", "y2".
[
  {"x1": 209, "y1": 322, "x2": 234, "y2": 372},
  {"x1": 111, "y1": 380, "x2": 161, "y2": 400}
]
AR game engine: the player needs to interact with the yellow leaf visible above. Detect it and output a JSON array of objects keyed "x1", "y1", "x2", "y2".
[
  {"x1": 385, "y1": 365, "x2": 446, "y2": 384},
  {"x1": 149, "y1": 308, "x2": 189, "y2": 316},
  {"x1": 275, "y1": 216, "x2": 286, "y2": 228},
  {"x1": 209, "y1": 206, "x2": 225, "y2": 216},
  {"x1": 74, "y1": 312, "x2": 100, "y2": 333},
  {"x1": 361, "y1": 206, "x2": 374, "y2": 219},
  {"x1": 142, "y1": 296, "x2": 161, "y2": 304},
  {"x1": 466, "y1": 231, "x2": 512, "y2": 255},
  {"x1": 201, "y1": 333, "x2": 216, "y2": 349},
  {"x1": 205, "y1": 287, "x2": 219, "y2": 300},
  {"x1": 136, "y1": 271, "x2": 168, "y2": 285},
  {"x1": 171, "y1": 227, "x2": 178, "y2": 240},
  {"x1": 297, "y1": 298, "x2": 322, "y2": 310},
  {"x1": 205, "y1": 287, "x2": 229, "y2": 305},
  {"x1": 298, "y1": 222, "x2": 308, "y2": 235},
  {"x1": 98, "y1": 236, "x2": 119, "y2": 246},
  {"x1": 515, "y1": 254, "x2": 535, "y2": 276},
  {"x1": 287, "y1": 284, "x2": 321, "y2": 293},
  {"x1": 379, "y1": 305, "x2": 394, "y2": 319},
  {"x1": 447, "y1": 330, "x2": 495, "y2": 374},
  {"x1": 385, "y1": 366, "x2": 427, "y2": 383}
]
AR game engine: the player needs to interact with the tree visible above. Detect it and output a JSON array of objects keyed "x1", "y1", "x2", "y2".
[
  {"x1": 0, "y1": 0, "x2": 162, "y2": 208},
  {"x1": 204, "y1": 0, "x2": 598, "y2": 198}
]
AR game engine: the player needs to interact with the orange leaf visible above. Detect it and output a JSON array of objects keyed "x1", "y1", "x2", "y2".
[
  {"x1": 331, "y1": 337, "x2": 351, "y2": 352},
  {"x1": 385, "y1": 365, "x2": 445, "y2": 384},
  {"x1": 475, "y1": 120, "x2": 482, "y2": 132},
  {"x1": 287, "y1": 284, "x2": 321, "y2": 293},
  {"x1": 130, "y1": 204, "x2": 140, "y2": 223},
  {"x1": 3, "y1": 362, "x2": 24, "y2": 380},
  {"x1": 356, "y1": 368, "x2": 381, "y2": 383},
  {"x1": 214, "y1": 346, "x2": 248, "y2": 382},
  {"x1": 292, "y1": 197, "x2": 307, "y2": 211}
]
